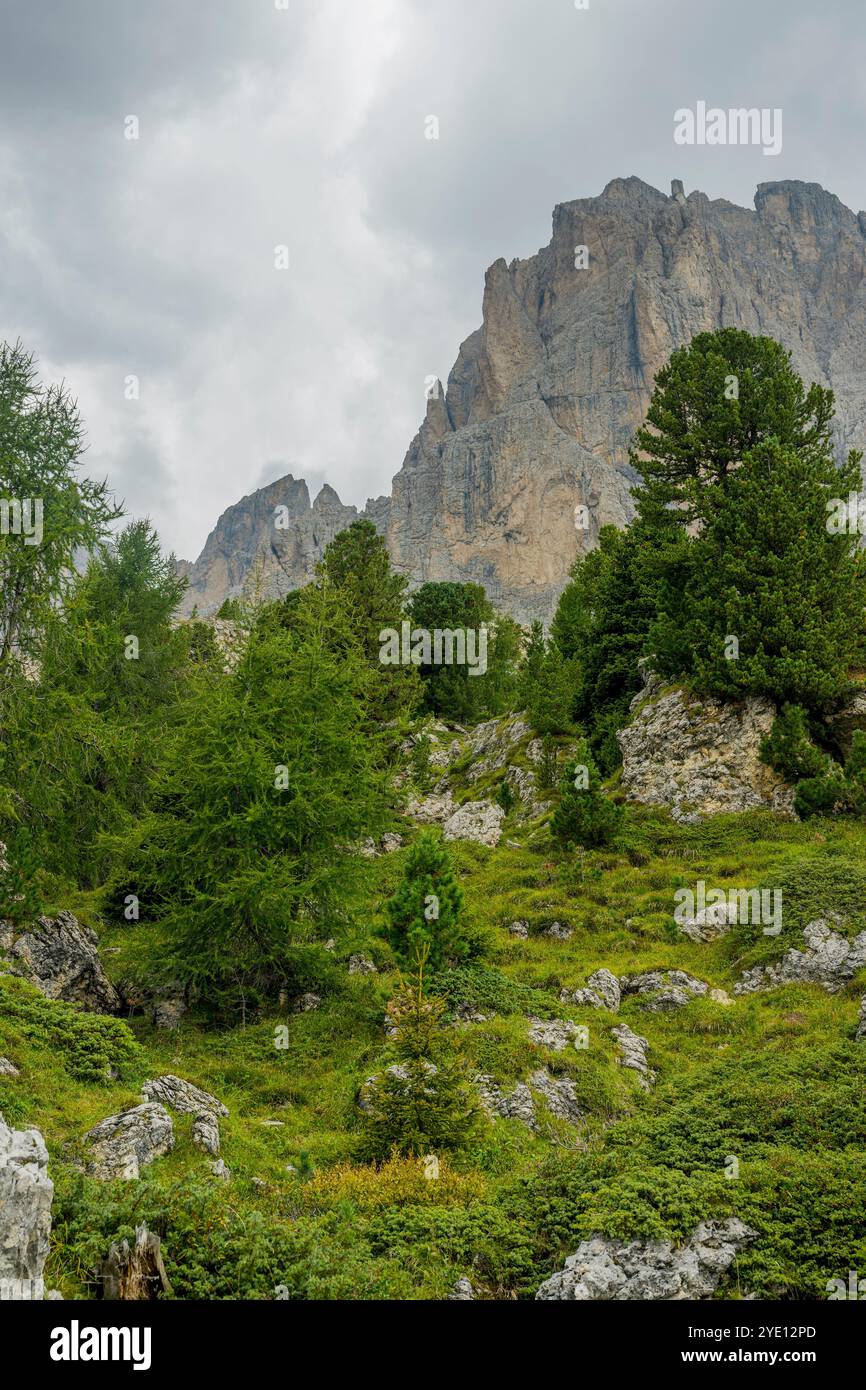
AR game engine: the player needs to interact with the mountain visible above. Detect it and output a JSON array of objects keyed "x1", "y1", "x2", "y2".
[{"x1": 179, "y1": 176, "x2": 866, "y2": 622}]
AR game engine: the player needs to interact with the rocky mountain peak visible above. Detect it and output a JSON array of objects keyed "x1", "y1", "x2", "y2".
[{"x1": 179, "y1": 176, "x2": 866, "y2": 624}]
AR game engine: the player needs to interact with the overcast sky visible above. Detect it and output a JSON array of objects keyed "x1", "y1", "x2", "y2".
[{"x1": 1, "y1": 0, "x2": 864, "y2": 561}]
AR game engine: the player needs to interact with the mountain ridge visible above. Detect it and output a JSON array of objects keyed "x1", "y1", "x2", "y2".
[{"x1": 179, "y1": 175, "x2": 866, "y2": 621}]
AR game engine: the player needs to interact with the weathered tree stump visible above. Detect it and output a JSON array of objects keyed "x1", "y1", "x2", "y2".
[{"x1": 99, "y1": 1223, "x2": 173, "y2": 1300}]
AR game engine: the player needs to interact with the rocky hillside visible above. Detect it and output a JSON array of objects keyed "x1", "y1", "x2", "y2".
[
  {"x1": 179, "y1": 176, "x2": 866, "y2": 622},
  {"x1": 4, "y1": 707, "x2": 866, "y2": 1301}
]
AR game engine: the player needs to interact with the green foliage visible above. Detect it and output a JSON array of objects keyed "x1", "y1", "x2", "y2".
[
  {"x1": 120, "y1": 583, "x2": 394, "y2": 1014},
  {"x1": 551, "y1": 524, "x2": 662, "y2": 771},
  {"x1": 356, "y1": 968, "x2": 484, "y2": 1162},
  {"x1": 385, "y1": 831, "x2": 468, "y2": 970},
  {"x1": 761, "y1": 707, "x2": 866, "y2": 820},
  {"x1": 0, "y1": 339, "x2": 122, "y2": 669},
  {"x1": 0, "y1": 521, "x2": 194, "y2": 887},
  {"x1": 406, "y1": 582, "x2": 519, "y2": 722},
  {"x1": 318, "y1": 519, "x2": 420, "y2": 720},
  {"x1": 760, "y1": 704, "x2": 832, "y2": 782},
  {"x1": 550, "y1": 742, "x2": 622, "y2": 847},
  {"x1": 0, "y1": 974, "x2": 140, "y2": 1084},
  {"x1": 431, "y1": 963, "x2": 559, "y2": 1019},
  {"x1": 518, "y1": 621, "x2": 576, "y2": 735},
  {"x1": 649, "y1": 439, "x2": 865, "y2": 710}
]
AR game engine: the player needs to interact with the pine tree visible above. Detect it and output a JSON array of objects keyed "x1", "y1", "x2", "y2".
[
  {"x1": 120, "y1": 582, "x2": 393, "y2": 1014},
  {"x1": 385, "y1": 831, "x2": 467, "y2": 970},
  {"x1": 356, "y1": 957, "x2": 483, "y2": 1161},
  {"x1": 656, "y1": 439, "x2": 865, "y2": 709},
  {"x1": 0, "y1": 340, "x2": 122, "y2": 671},
  {"x1": 317, "y1": 519, "x2": 419, "y2": 720},
  {"x1": 551, "y1": 740, "x2": 622, "y2": 847}
]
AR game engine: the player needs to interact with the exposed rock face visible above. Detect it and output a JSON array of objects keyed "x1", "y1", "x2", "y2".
[
  {"x1": 561, "y1": 968, "x2": 622, "y2": 1012},
  {"x1": 618, "y1": 681, "x2": 796, "y2": 823},
  {"x1": 611, "y1": 1024, "x2": 656, "y2": 1089},
  {"x1": 475, "y1": 1068, "x2": 582, "y2": 1129},
  {"x1": 447, "y1": 1277, "x2": 475, "y2": 1301},
  {"x1": 620, "y1": 970, "x2": 709, "y2": 1012},
  {"x1": 442, "y1": 800, "x2": 504, "y2": 847},
  {"x1": 141, "y1": 1075, "x2": 228, "y2": 1119},
  {"x1": 178, "y1": 475, "x2": 390, "y2": 618},
  {"x1": 0, "y1": 912, "x2": 120, "y2": 1015},
  {"x1": 0, "y1": 1112, "x2": 54, "y2": 1300},
  {"x1": 528, "y1": 1018, "x2": 584, "y2": 1052},
  {"x1": 82, "y1": 1103, "x2": 174, "y2": 1181},
  {"x1": 140, "y1": 1075, "x2": 227, "y2": 1157},
  {"x1": 735, "y1": 920, "x2": 866, "y2": 996},
  {"x1": 178, "y1": 179, "x2": 866, "y2": 625},
  {"x1": 535, "y1": 1219, "x2": 756, "y2": 1301}
]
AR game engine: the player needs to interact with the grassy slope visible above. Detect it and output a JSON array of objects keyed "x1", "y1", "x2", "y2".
[{"x1": 3, "y1": 739, "x2": 866, "y2": 1300}]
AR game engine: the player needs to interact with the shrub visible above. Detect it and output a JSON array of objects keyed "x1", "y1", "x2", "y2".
[{"x1": 551, "y1": 742, "x2": 623, "y2": 847}]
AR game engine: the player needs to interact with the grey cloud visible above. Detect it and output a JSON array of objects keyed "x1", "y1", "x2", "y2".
[{"x1": 0, "y1": 0, "x2": 864, "y2": 562}]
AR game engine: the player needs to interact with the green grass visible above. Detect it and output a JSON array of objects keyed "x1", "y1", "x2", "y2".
[{"x1": 4, "y1": 795, "x2": 866, "y2": 1300}]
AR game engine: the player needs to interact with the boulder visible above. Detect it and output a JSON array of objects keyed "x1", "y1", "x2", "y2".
[
  {"x1": 404, "y1": 791, "x2": 456, "y2": 825},
  {"x1": 544, "y1": 921, "x2": 573, "y2": 940},
  {"x1": 677, "y1": 900, "x2": 736, "y2": 943},
  {"x1": 465, "y1": 715, "x2": 532, "y2": 782},
  {"x1": 119, "y1": 977, "x2": 187, "y2": 1031},
  {"x1": 535, "y1": 1219, "x2": 756, "y2": 1300},
  {"x1": 0, "y1": 1057, "x2": 20, "y2": 1077},
  {"x1": 140, "y1": 1075, "x2": 228, "y2": 1119},
  {"x1": 0, "y1": 1111, "x2": 54, "y2": 1300},
  {"x1": 348, "y1": 954, "x2": 378, "y2": 976},
  {"x1": 735, "y1": 920, "x2": 866, "y2": 996},
  {"x1": 0, "y1": 911, "x2": 119, "y2": 1014},
  {"x1": 561, "y1": 968, "x2": 621, "y2": 1012},
  {"x1": 617, "y1": 678, "x2": 795, "y2": 823},
  {"x1": 82, "y1": 1103, "x2": 174, "y2": 1181},
  {"x1": 447, "y1": 1277, "x2": 476, "y2": 1301},
  {"x1": 620, "y1": 970, "x2": 709, "y2": 1012},
  {"x1": 474, "y1": 1067, "x2": 582, "y2": 1129},
  {"x1": 856, "y1": 996, "x2": 866, "y2": 1042},
  {"x1": 611, "y1": 1024, "x2": 656, "y2": 1089},
  {"x1": 443, "y1": 800, "x2": 504, "y2": 847},
  {"x1": 291, "y1": 992, "x2": 322, "y2": 1014},
  {"x1": 192, "y1": 1113, "x2": 221, "y2": 1157},
  {"x1": 827, "y1": 687, "x2": 866, "y2": 758},
  {"x1": 508, "y1": 920, "x2": 529, "y2": 939},
  {"x1": 528, "y1": 1018, "x2": 584, "y2": 1052}
]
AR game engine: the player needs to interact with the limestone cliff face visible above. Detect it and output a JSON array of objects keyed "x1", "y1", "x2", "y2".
[
  {"x1": 179, "y1": 475, "x2": 389, "y2": 617},
  {"x1": 180, "y1": 177, "x2": 866, "y2": 623}
]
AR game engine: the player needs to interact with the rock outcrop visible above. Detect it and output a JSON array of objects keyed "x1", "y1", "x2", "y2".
[
  {"x1": 535, "y1": 1219, "x2": 755, "y2": 1300},
  {"x1": 561, "y1": 968, "x2": 622, "y2": 1012},
  {"x1": 178, "y1": 179, "x2": 866, "y2": 625},
  {"x1": 618, "y1": 680, "x2": 795, "y2": 823},
  {"x1": 82, "y1": 1103, "x2": 174, "y2": 1181},
  {"x1": 735, "y1": 920, "x2": 866, "y2": 996},
  {"x1": 0, "y1": 912, "x2": 120, "y2": 1015},
  {"x1": 141, "y1": 1075, "x2": 228, "y2": 1157},
  {"x1": 474, "y1": 1068, "x2": 582, "y2": 1129},
  {"x1": 0, "y1": 1112, "x2": 54, "y2": 1300},
  {"x1": 611, "y1": 1024, "x2": 656, "y2": 1090}
]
